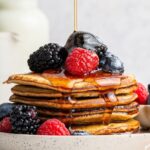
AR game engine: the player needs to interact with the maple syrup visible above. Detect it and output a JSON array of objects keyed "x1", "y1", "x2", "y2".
[
  {"x1": 42, "y1": 69, "x2": 122, "y2": 91},
  {"x1": 74, "y1": 0, "x2": 78, "y2": 31},
  {"x1": 41, "y1": 0, "x2": 123, "y2": 127},
  {"x1": 41, "y1": 68, "x2": 123, "y2": 126}
]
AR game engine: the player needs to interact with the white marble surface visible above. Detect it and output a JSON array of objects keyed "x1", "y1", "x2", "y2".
[{"x1": 39, "y1": 0, "x2": 150, "y2": 85}]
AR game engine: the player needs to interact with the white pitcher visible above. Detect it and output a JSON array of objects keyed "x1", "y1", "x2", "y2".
[
  {"x1": 0, "y1": 0, "x2": 50, "y2": 102},
  {"x1": 0, "y1": 0, "x2": 50, "y2": 72},
  {"x1": 0, "y1": 33, "x2": 18, "y2": 102}
]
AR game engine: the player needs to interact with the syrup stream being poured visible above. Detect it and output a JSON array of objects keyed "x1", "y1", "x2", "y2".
[{"x1": 74, "y1": 0, "x2": 78, "y2": 31}]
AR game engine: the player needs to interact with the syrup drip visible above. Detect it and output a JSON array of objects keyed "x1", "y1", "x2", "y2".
[
  {"x1": 101, "y1": 92, "x2": 118, "y2": 124},
  {"x1": 42, "y1": 69, "x2": 122, "y2": 129},
  {"x1": 66, "y1": 96, "x2": 77, "y2": 130},
  {"x1": 74, "y1": 0, "x2": 78, "y2": 31},
  {"x1": 42, "y1": 69, "x2": 122, "y2": 92}
]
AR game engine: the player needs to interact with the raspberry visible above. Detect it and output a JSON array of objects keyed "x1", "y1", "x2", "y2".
[
  {"x1": 65, "y1": 48, "x2": 99, "y2": 76},
  {"x1": 0, "y1": 117, "x2": 12, "y2": 133},
  {"x1": 135, "y1": 83, "x2": 149, "y2": 104},
  {"x1": 37, "y1": 119, "x2": 70, "y2": 136}
]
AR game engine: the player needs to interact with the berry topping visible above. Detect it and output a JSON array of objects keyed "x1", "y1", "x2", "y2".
[
  {"x1": 28, "y1": 43, "x2": 68, "y2": 73},
  {"x1": 71, "y1": 131, "x2": 90, "y2": 136},
  {"x1": 147, "y1": 84, "x2": 150, "y2": 105},
  {"x1": 65, "y1": 31, "x2": 108, "y2": 53},
  {"x1": 0, "y1": 103, "x2": 14, "y2": 120},
  {"x1": 99, "y1": 51, "x2": 124, "y2": 74},
  {"x1": 147, "y1": 95, "x2": 150, "y2": 105},
  {"x1": 135, "y1": 83, "x2": 149, "y2": 104},
  {"x1": 148, "y1": 84, "x2": 150, "y2": 93},
  {"x1": 10, "y1": 105, "x2": 40, "y2": 134},
  {"x1": 65, "y1": 48, "x2": 99, "y2": 76},
  {"x1": 0, "y1": 117, "x2": 12, "y2": 133},
  {"x1": 37, "y1": 119, "x2": 70, "y2": 136}
]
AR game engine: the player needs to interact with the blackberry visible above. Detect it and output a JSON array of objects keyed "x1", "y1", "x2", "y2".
[
  {"x1": 96, "y1": 44, "x2": 107, "y2": 52},
  {"x1": 28, "y1": 43, "x2": 68, "y2": 73},
  {"x1": 147, "y1": 95, "x2": 150, "y2": 105},
  {"x1": 0, "y1": 103, "x2": 14, "y2": 121},
  {"x1": 148, "y1": 84, "x2": 150, "y2": 93},
  {"x1": 65, "y1": 31, "x2": 108, "y2": 53},
  {"x1": 71, "y1": 131, "x2": 90, "y2": 136},
  {"x1": 99, "y1": 51, "x2": 124, "y2": 74},
  {"x1": 10, "y1": 105, "x2": 41, "y2": 134},
  {"x1": 147, "y1": 84, "x2": 150, "y2": 105}
]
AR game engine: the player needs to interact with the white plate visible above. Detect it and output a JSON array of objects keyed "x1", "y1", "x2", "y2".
[{"x1": 0, "y1": 133, "x2": 150, "y2": 150}]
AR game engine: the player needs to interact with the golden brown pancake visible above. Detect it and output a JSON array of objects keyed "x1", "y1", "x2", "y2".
[
  {"x1": 37, "y1": 102, "x2": 139, "y2": 117},
  {"x1": 12, "y1": 85, "x2": 63, "y2": 98},
  {"x1": 37, "y1": 101, "x2": 139, "y2": 125},
  {"x1": 10, "y1": 93, "x2": 138, "y2": 110},
  {"x1": 71, "y1": 119, "x2": 140, "y2": 135},
  {"x1": 39, "y1": 111, "x2": 138, "y2": 125},
  {"x1": 11, "y1": 85, "x2": 137, "y2": 98},
  {"x1": 5, "y1": 72, "x2": 137, "y2": 93}
]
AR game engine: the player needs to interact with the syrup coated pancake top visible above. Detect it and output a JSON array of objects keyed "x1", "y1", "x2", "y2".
[{"x1": 5, "y1": 70, "x2": 137, "y2": 93}]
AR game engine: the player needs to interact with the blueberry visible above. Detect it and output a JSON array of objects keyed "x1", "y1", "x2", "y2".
[
  {"x1": 71, "y1": 131, "x2": 90, "y2": 136},
  {"x1": 99, "y1": 51, "x2": 124, "y2": 74},
  {"x1": 65, "y1": 31, "x2": 107, "y2": 53},
  {"x1": 0, "y1": 103, "x2": 14, "y2": 120}
]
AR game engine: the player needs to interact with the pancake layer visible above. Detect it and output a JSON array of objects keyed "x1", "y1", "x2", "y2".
[
  {"x1": 10, "y1": 93, "x2": 138, "y2": 110},
  {"x1": 71, "y1": 119, "x2": 140, "y2": 135},
  {"x1": 6, "y1": 72, "x2": 137, "y2": 93},
  {"x1": 11, "y1": 85, "x2": 137, "y2": 98}
]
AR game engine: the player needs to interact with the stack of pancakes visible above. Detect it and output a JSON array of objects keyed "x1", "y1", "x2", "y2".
[{"x1": 5, "y1": 71, "x2": 140, "y2": 135}]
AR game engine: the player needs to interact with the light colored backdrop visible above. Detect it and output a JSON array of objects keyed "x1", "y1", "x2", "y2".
[{"x1": 39, "y1": 0, "x2": 150, "y2": 85}]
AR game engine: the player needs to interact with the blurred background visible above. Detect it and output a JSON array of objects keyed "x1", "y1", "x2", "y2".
[{"x1": 0, "y1": 0, "x2": 150, "y2": 101}]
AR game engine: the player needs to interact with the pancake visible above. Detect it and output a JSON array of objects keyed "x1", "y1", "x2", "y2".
[
  {"x1": 5, "y1": 72, "x2": 137, "y2": 93},
  {"x1": 71, "y1": 119, "x2": 140, "y2": 135},
  {"x1": 10, "y1": 93, "x2": 138, "y2": 110},
  {"x1": 39, "y1": 111, "x2": 138, "y2": 125},
  {"x1": 37, "y1": 102, "x2": 139, "y2": 117},
  {"x1": 11, "y1": 85, "x2": 137, "y2": 98},
  {"x1": 12, "y1": 85, "x2": 63, "y2": 98}
]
